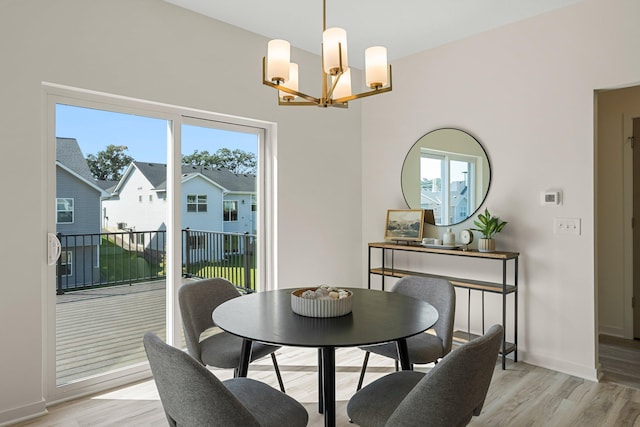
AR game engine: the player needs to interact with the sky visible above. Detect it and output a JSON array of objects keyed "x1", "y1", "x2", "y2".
[
  {"x1": 421, "y1": 156, "x2": 469, "y2": 182},
  {"x1": 55, "y1": 104, "x2": 258, "y2": 164}
]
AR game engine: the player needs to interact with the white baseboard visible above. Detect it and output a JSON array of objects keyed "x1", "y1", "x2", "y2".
[
  {"x1": 598, "y1": 324, "x2": 625, "y2": 338},
  {"x1": 520, "y1": 349, "x2": 599, "y2": 382},
  {"x1": 0, "y1": 400, "x2": 47, "y2": 427}
]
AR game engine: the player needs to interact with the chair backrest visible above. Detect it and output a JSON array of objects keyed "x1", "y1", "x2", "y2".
[
  {"x1": 178, "y1": 278, "x2": 241, "y2": 364},
  {"x1": 386, "y1": 324, "x2": 503, "y2": 427},
  {"x1": 143, "y1": 332, "x2": 260, "y2": 427},
  {"x1": 392, "y1": 276, "x2": 456, "y2": 354}
]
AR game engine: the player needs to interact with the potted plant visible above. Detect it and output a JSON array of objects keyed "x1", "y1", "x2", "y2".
[{"x1": 472, "y1": 208, "x2": 508, "y2": 252}]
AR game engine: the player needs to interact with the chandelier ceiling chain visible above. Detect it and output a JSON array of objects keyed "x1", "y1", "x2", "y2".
[{"x1": 262, "y1": 0, "x2": 393, "y2": 108}]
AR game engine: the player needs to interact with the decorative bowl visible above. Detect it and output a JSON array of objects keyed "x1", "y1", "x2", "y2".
[{"x1": 290, "y1": 287, "x2": 353, "y2": 318}]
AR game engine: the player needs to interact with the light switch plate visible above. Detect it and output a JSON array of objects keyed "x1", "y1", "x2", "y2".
[{"x1": 554, "y1": 217, "x2": 581, "y2": 235}]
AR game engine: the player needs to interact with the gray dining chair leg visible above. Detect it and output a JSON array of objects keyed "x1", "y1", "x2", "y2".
[
  {"x1": 356, "y1": 351, "x2": 370, "y2": 391},
  {"x1": 271, "y1": 353, "x2": 286, "y2": 393}
]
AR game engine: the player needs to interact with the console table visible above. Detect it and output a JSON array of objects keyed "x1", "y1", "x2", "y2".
[{"x1": 367, "y1": 241, "x2": 519, "y2": 369}]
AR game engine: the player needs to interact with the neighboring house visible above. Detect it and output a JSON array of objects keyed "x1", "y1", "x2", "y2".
[
  {"x1": 56, "y1": 137, "x2": 108, "y2": 289},
  {"x1": 101, "y1": 162, "x2": 169, "y2": 232},
  {"x1": 101, "y1": 162, "x2": 257, "y2": 259},
  {"x1": 449, "y1": 181, "x2": 469, "y2": 224},
  {"x1": 421, "y1": 180, "x2": 468, "y2": 224},
  {"x1": 181, "y1": 164, "x2": 257, "y2": 235}
]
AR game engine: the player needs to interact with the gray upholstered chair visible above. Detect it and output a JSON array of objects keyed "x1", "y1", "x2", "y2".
[
  {"x1": 143, "y1": 332, "x2": 308, "y2": 427},
  {"x1": 357, "y1": 276, "x2": 456, "y2": 390},
  {"x1": 179, "y1": 278, "x2": 285, "y2": 392},
  {"x1": 347, "y1": 324, "x2": 503, "y2": 427}
]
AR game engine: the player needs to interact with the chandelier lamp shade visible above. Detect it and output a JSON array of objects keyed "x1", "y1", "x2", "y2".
[{"x1": 262, "y1": 0, "x2": 392, "y2": 108}]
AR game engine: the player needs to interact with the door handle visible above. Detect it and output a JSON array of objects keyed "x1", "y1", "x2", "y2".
[{"x1": 48, "y1": 233, "x2": 61, "y2": 266}]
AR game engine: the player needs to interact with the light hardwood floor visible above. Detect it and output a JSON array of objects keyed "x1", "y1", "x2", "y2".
[
  {"x1": 599, "y1": 334, "x2": 640, "y2": 389},
  {"x1": 13, "y1": 341, "x2": 640, "y2": 427}
]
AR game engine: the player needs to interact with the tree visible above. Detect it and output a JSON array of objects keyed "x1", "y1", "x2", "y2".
[
  {"x1": 182, "y1": 149, "x2": 212, "y2": 166},
  {"x1": 86, "y1": 145, "x2": 134, "y2": 181},
  {"x1": 182, "y1": 148, "x2": 257, "y2": 174}
]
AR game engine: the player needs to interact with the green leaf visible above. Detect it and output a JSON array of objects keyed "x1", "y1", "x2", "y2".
[{"x1": 470, "y1": 208, "x2": 507, "y2": 239}]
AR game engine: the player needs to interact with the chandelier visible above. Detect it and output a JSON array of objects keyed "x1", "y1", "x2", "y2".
[{"x1": 262, "y1": 0, "x2": 392, "y2": 108}]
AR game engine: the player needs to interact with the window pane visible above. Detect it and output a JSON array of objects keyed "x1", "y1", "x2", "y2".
[
  {"x1": 57, "y1": 211, "x2": 73, "y2": 223},
  {"x1": 198, "y1": 195, "x2": 207, "y2": 212},
  {"x1": 181, "y1": 122, "x2": 259, "y2": 293},
  {"x1": 420, "y1": 156, "x2": 444, "y2": 224},
  {"x1": 55, "y1": 103, "x2": 168, "y2": 388},
  {"x1": 224, "y1": 201, "x2": 238, "y2": 221},
  {"x1": 449, "y1": 160, "x2": 471, "y2": 224},
  {"x1": 57, "y1": 198, "x2": 74, "y2": 224}
]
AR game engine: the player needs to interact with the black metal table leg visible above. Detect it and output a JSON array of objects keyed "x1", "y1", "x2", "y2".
[
  {"x1": 238, "y1": 339, "x2": 252, "y2": 377},
  {"x1": 396, "y1": 338, "x2": 412, "y2": 371},
  {"x1": 320, "y1": 346, "x2": 336, "y2": 427}
]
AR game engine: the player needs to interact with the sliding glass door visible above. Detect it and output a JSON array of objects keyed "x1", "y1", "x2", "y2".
[{"x1": 44, "y1": 85, "x2": 270, "y2": 402}]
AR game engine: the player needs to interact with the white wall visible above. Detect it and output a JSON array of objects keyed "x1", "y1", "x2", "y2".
[
  {"x1": 362, "y1": 0, "x2": 640, "y2": 380},
  {"x1": 0, "y1": 0, "x2": 362, "y2": 423}
]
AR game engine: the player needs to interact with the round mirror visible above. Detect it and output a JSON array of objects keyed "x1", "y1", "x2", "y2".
[{"x1": 401, "y1": 128, "x2": 491, "y2": 226}]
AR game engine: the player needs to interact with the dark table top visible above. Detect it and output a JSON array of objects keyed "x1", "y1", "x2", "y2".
[{"x1": 213, "y1": 287, "x2": 439, "y2": 348}]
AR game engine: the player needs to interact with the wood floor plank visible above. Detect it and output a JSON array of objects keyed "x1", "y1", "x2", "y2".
[{"x1": 14, "y1": 345, "x2": 640, "y2": 427}]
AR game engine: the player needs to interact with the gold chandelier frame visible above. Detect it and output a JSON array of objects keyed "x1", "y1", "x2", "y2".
[{"x1": 262, "y1": 0, "x2": 393, "y2": 108}]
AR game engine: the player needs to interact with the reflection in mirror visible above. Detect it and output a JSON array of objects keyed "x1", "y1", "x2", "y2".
[{"x1": 401, "y1": 128, "x2": 490, "y2": 226}]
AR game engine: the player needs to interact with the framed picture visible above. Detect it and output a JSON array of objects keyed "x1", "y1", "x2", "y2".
[{"x1": 384, "y1": 209, "x2": 425, "y2": 242}]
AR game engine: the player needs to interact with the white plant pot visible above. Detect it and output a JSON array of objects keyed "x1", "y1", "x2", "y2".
[{"x1": 478, "y1": 238, "x2": 496, "y2": 253}]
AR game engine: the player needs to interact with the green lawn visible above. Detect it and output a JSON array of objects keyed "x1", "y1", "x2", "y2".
[
  {"x1": 100, "y1": 237, "x2": 164, "y2": 283},
  {"x1": 99, "y1": 236, "x2": 255, "y2": 289}
]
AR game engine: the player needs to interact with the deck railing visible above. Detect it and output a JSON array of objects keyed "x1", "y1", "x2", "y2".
[
  {"x1": 56, "y1": 229, "x2": 256, "y2": 294},
  {"x1": 182, "y1": 229, "x2": 256, "y2": 291}
]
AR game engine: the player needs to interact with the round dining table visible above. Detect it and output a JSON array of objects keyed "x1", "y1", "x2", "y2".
[{"x1": 212, "y1": 287, "x2": 439, "y2": 427}]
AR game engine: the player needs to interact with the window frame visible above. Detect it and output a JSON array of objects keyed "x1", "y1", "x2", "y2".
[
  {"x1": 56, "y1": 198, "x2": 74, "y2": 224},
  {"x1": 186, "y1": 194, "x2": 208, "y2": 212},
  {"x1": 420, "y1": 149, "x2": 478, "y2": 225},
  {"x1": 223, "y1": 200, "x2": 238, "y2": 222},
  {"x1": 44, "y1": 82, "x2": 277, "y2": 403}
]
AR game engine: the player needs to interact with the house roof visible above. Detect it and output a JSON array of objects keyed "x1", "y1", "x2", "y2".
[
  {"x1": 56, "y1": 137, "x2": 108, "y2": 195},
  {"x1": 56, "y1": 137, "x2": 95, "y2": 183},
  {"x1": 134, "y1": 162, "x2": 169, "y2": 189},
  {"x1": 95, "y1": 179, "x2": 120, "y2": 192},
  {"x1": 181, "y1": 164, "x2": 255, "y2": 193},
  {"x1": 125, "y1": 162, "x2": 256, "y2": 193}
]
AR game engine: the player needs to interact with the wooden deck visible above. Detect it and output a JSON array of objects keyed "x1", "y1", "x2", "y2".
[
  {"x1": 56, "y1": 281, "x2": 640, "y2": 391},
  {"x1": 56, "y1": 280, "x2": 180, "y2": 385}
]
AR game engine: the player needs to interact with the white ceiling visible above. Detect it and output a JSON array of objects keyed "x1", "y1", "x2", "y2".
[{"x1": 164, "y1": 0, "x2": 583, "y2": 68}]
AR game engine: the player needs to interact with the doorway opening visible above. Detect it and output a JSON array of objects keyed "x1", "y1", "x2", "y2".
[{"x1": 596, "y1": 85, "x2": 640, "y2": 389}]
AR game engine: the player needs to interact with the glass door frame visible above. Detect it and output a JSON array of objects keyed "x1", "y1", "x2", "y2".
[{"x1": 42, "y1": 83, "x2": 276, "y2": 403}]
